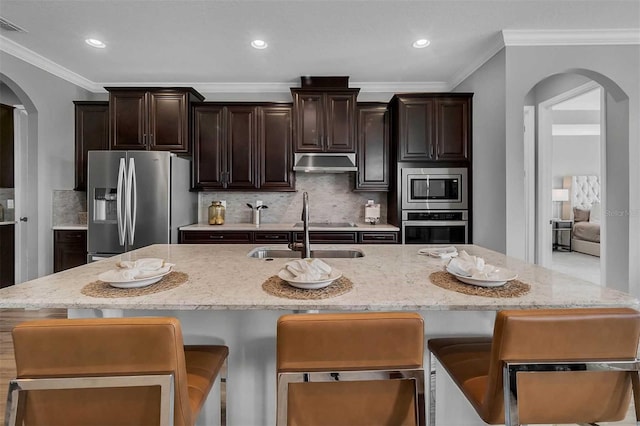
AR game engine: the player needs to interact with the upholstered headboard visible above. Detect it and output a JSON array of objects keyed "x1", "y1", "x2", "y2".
[{"x1": 571, "y1": 175, "x2": 600, "y2": 210}]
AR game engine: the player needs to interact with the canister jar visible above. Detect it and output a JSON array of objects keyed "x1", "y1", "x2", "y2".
[{"x1": 208, "y1": 201, "x2": 225, "y2": 225}]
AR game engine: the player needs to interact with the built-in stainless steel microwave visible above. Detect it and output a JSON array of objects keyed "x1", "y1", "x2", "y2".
[{"x1": 401, "y1": 167, "x2": 468, "y2": 210}]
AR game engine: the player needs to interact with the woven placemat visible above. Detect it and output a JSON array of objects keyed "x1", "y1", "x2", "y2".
[
  {"x1": 429, "y1": 271, "x2": 530, "y2": 298},
  {"x1": 81, "y1": 271, "x2": 188, "y2": 298},
  {"x1": 262, "y1": 275, "x2": 353, "y2": 300}
]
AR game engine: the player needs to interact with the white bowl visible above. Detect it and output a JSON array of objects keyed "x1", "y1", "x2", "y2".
[
  {"x1": 277, "y1": 268, "x2": 342, "y2": 290},
  {"x1": 445, "y1": 265, "x2": 517, "y2": 288}
]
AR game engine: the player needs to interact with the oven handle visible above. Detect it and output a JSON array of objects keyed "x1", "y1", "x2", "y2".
[{"x1": 402, "y1": 220, "x2": 468, "y2": 227}]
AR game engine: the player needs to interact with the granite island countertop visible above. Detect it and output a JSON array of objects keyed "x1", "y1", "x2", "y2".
[{"x1": 0, "y1": 244, "x2": 636, "y2": 311}]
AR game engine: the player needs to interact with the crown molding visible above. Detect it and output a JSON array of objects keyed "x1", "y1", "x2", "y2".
[
  {"x1": 502, "y1": 29, "x2": 640, "y2": 46},
  {"x1": 354, "y1": 81, "x2": 451, "y2": 93},
  {"x1": 448, "y1": 34, "x2": 505, "y2": 90},
  {"x1": 0, "y1": 35, "x2": 102, "y2": 92}
]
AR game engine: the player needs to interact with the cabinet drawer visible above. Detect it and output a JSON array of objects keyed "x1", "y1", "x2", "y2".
[
  {"x1": 54, "y1": 230, "x2": 87, "y2": 244},
  {"x1": 254, "y1": 231, "x2": 292, "y2": 243},
  {"x1": 359, "y1": 232, "x2": 398, "y2": 244},
  {"x1": 294, "y1": 232, "x2": 357, "y2": 244},
  {"x1": 179, "y1": 231, "x2": 253, "y2": 244}
]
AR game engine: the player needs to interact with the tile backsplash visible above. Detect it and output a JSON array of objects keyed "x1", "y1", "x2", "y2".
[
  {"x1": 52, "y1": 190, "x2": 87, "y2": 225},
  {"x1": 198, "y1": 173, "x2": 387, "y2": 224}
]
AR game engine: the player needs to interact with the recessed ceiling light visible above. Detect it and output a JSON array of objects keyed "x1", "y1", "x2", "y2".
[
  {"x1": 85, "y1": 38, "x2": 106, "y2": 48},
  {"x1": 251, "y1": 39, "x2": 268, "y2": 49},
  {"x1": 412, "y1": 39, "x2": 431, "y2": 48}
]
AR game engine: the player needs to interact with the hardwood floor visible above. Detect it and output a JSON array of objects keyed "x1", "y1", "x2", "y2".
[{"x1": 0, "y1": 308, "x2": 636, "y2": 425}]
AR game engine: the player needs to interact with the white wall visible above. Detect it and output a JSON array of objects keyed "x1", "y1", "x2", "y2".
[
  {"x1": 503, "y1": 45, "x2": 639, "y2": 296},
  {"x1": 454, "y1": 50, "x2": 506, "y2": 253},
  {"x1": 1, "y1": 51, "x2": 94, "y2": 277}
]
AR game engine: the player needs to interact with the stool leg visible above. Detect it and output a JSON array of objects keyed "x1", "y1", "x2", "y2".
[
  {"x1": 428, "y1": 351, "x2": 436, "y2": 426},
  {"x1": 220, "y1": 358, "x2": 228, "y2": 426}
]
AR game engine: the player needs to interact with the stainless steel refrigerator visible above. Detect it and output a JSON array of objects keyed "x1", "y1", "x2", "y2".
[{"x1": 87, "y1": 151, "x2": 196, "y2": 261}]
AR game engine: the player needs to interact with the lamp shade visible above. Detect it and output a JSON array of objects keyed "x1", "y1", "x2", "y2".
[{"x1": 552, "y1": 189, "x2": 570, "y2": 202}]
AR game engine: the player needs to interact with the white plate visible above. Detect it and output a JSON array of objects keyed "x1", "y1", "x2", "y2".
[
  {"x1": 277, "y1": 268, "x2": 342, "y2": 290},
  {"x1": 98, "y1": 268, "x2": 173, "y2": 289},
  {"x1": 445, "y1": 266, "x2": 517, "y2": 288}
]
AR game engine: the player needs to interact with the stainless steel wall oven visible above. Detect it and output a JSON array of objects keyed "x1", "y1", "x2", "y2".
[
  {"x1": 400, "y1": 167, "x2": 469, "y2": 244},
  {"x1": 401, "y1": 210, "x2": 468, "y2": 244}
]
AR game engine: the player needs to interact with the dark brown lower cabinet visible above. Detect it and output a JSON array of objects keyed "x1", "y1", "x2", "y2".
[
  {"x1": 358, "y1": 232, "x2": 398, "y2": 244},
  {"x1": 54, "y1": 230, "x2": 87, "y2": 273},
  {"x1": 293, "y1": 232, "x2": 358, "y2": 244},
  {"x1": 178, "y1": 230, "x2": 398, "y2": 245},
  {"x1": 179, "y1": 230, "x2": 253, "y2": 244},
  {"x1": 0, "y1": 224, "x2": 15, "y2": 287}
]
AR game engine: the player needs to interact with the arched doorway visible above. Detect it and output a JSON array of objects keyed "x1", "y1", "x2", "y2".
[
  {"x1": 523, "y1": 69, "x2": 630, "y2": 293},
  {"x1": 0, "y1": 74, "x2": 39, "y2": 283}
]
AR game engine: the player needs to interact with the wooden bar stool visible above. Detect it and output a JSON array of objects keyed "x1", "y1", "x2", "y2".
[
  {"x1": 276, "y1": 312, "x2": 425, "y2": 426},
  {"x1": 428, "y1": 308, "x2": 640, "y2": 425},
  {"x1": 5, "y1": 317, "x2": 229, "y2": 426}
]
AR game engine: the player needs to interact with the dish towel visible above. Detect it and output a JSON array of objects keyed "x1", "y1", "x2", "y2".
[
  {"x1": 419, "y1": 246, "x2": 458, "y2": 259},
  {"x1": 446, "y1": 251, "x2": 497, "y2": 279},
  {"x1": 114, "y1": 258, "x2": 173, "y2": 280},
  {"x1": 285, "y1": 259, "x2": 332, "y2": 281}
]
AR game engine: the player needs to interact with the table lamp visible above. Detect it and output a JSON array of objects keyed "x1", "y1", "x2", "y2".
[{"x1": 552, "y1": 188, "x2": 569, "y2": 219}]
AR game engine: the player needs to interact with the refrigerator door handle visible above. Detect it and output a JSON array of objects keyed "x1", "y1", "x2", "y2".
[
  {"x1": 126, "y1": 157, "x2": 138, "y2": 245},
  {"x1": 116, "y1": 158, "x2": 127, "y2": 246}
]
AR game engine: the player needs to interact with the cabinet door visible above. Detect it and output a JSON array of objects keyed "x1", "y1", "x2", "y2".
[
  {"x1": 359, "y1": 232, "x2": 398, "y2": 244},
  {"x1": 0, "y1": 104, "x2": 14, "y2": 188},
  {"x1": 356, "y1": 104, "x2": 389, "y2": 191},
  {"x1": 293, "y1": 232, "x2": 357, "y2": 244},
  {"x1": 226, "y1": 106, "x2": 258, "y2": 189},
  {"x1": 109, "y1": 91, "x2": 147, "y2": 150},
  {"x1": 254, "y1": 231, "x2": 292, "y2": 243},
  {"x1": 0, "y1": 224, "x2": 14, "y2": 288},
  {"x1": 74, "y1": 102, "x2": 109, "y2": 191},
  {"x1": 397, "y1": 98, "x2": 436, "y2": 161},
  {"x1": 193, "y1": 105, "x2": 225, "y2": 189},
  {"x1": 325, "y1": 92, "x2": 357, "y2": 152},
  {"x1": 53, "y1": 230, "x2": 87, "y2": 273},
  {"x1": 148, "y1": 92, "x2": 189, "y2": 152},
  {"x1": 435, "y1": 98, "x2": 470, "y2": 161},
  {"x1": 258, "y1": 105, "x2": 294, "y2": 190},
  {"x1": 292, "y1": 92, "x2": 324, "y2": 152}
]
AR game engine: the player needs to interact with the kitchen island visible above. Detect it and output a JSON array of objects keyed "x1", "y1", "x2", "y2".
[{"x1": 0, "y1": 244, "x2": 637, "y2": 425}]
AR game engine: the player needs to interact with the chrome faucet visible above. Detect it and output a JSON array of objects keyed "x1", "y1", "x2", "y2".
[{"x1": 289, "y1": 192, "x2": 311, "y2": 258}]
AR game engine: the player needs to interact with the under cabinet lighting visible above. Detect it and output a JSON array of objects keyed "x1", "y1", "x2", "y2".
[
  {"x1": 85, "y1": 38, "x2": 106, "y2": 48},
  {"x1": 251, "y1": 39, "x2": 268, "y2": 49},
  {"x1": 412, "y1": 39, "x2": 430, "y2": 48}
]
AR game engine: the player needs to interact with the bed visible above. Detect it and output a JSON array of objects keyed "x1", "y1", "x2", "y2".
[{"x1": 567, "y1": 175, "x2": 601, "y2": 257}]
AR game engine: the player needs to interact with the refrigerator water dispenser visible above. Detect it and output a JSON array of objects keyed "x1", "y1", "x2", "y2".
[{"x1": 93, "y1": 188, "x2": 117, "y2": 222}]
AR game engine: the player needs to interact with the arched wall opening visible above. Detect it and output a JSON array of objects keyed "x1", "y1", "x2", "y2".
[
  {"x1": 519, "y1": 68, "x2": 630, "y2": 294},
  {"x1": 0, "y1": 73, "x2": 39, "y2": 282}
]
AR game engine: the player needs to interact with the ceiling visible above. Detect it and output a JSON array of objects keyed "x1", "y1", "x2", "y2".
[{"x1": 0, "y1": 0, "x2": 639, "y2": 93}]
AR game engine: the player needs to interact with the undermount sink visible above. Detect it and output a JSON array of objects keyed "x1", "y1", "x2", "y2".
[{"x1": 247, "y1": 247, "x2": 365, "y2": 259}]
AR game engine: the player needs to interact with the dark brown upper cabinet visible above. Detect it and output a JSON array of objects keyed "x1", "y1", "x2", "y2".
[
  {"x1": 258, "y1": 105, "x2": 295, "y2": 191},
  {"x1": 107, "y1": 87, "x2": 204, "y2": 153},
  {"x1": 0, "y1": 104, "x2": 14, "y2": 188},
  {"x1": 355, "y1": 103, "x2": 389, "y2": 191},
  {"x1": 192, "y1": 104, "x2": 258, "y2": 190},
  {"x1": 74, "y1": 101, "x2": 109, "y2": 191},
  {"x1": 291, "y1": 88, "x2": 359, "y2": 153},
  {"x1": 391, "y1": 93, "x2": 472, "y2": 163}
]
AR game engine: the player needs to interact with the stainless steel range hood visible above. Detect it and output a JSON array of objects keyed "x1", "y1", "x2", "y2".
[{"x1": 293, "y1": 153, "x2": 357, "y2": 173}]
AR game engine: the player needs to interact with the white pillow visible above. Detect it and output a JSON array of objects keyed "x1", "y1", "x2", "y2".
[{"x1": 589, "y1": 201, "x2": 601, "y2": 224}]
